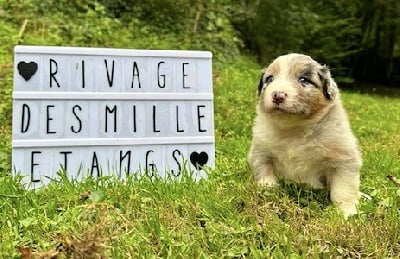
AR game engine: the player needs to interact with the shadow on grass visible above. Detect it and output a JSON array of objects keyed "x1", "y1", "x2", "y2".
[{"x1": 255, "y1": 180, "x2": 332, "y2": 221}]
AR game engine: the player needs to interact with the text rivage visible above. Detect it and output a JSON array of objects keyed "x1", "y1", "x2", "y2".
[{"x1": 44, "y1": 58, "x2": 197, "y2": 91}]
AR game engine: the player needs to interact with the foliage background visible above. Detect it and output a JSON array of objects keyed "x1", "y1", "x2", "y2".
[{"x1": 2, "y1": 0, "x2": 399, "y2": 83}]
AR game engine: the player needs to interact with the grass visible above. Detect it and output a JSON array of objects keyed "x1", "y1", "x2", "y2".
[
  {"x1": 1, "y1": 18, "x2": 400, "y2": 259},
  {"x1": 0, "y1": 54, "x2": 400, "y2": 258}
]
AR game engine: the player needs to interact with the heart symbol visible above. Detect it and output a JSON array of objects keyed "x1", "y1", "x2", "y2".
[
  {"x1": 17, "y1": 61, "x2": 38, "y2": 81},
  {"x1": 190, "y1": 151, "x2": 208, "y2": 170}
]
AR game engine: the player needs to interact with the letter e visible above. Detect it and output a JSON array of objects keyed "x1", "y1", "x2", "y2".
[
  {"x1": 30, "y1": 151, "x2": 41, "y2": 183},
  {"x1": 197, "y1": 105, "x2": 207, "y2": 132}
]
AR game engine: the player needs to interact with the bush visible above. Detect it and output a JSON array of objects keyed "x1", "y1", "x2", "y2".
[{"x1": 1, "y1": 0, "x2": 243, "y2": 63}]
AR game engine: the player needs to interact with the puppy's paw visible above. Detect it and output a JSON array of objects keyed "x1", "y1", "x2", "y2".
[
  {"x1": 337, "y1": 203, "x2": 358, "y2": 219},
  {"x1": 256, "y1": 174, "x2": 279, "y2": 187}
]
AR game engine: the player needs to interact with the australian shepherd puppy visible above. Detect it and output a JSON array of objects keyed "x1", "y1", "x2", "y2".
[{"x1": 248, "y1": 53, "x2": 362, "y2": 217}]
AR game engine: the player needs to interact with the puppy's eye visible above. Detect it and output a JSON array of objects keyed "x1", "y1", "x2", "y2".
[
  {"x1": 265, "y1": 75, "x2": 274, "y2": 84},
  {"x1": 299, "y1": 76, "x2": 313, "y2": 86}
]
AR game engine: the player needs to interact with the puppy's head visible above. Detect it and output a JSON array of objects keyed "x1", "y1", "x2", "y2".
[{"x1": 257, "y1": 53, "x2": 338, "y2": 119}]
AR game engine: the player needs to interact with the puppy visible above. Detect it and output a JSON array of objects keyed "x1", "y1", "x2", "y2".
[{"x1": 248, "y1": 53, "x2": 362, "y2": 217}]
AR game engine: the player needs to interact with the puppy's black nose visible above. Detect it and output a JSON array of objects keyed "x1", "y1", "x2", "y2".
[{"x1": 272, "y1": 91, "x2": 286, "y2": 105}]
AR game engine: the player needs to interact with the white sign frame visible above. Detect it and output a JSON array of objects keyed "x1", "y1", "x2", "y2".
[{"x1": 12, "y1": 45, "x2": 214, "y2": 188}]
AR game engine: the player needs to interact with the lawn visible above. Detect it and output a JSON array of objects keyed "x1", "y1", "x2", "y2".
[{"x1": 0, "y1": 50, "x2": 399, "y2": 258}]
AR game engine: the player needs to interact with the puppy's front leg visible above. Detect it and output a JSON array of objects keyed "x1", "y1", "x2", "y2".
[
  {"x1": 255, "y1": 163, "x2": 278, "y2": 187},
  {"x1": 329, "y1": 171, "x2": 360, "y2": 218},
  {"x1": 248, "y1": 149, "x2": 278, "y2": 187}
]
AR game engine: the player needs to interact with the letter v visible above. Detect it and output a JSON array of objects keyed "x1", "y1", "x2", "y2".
[{"x1": 104, "y1": 59, "x2": 115, "y2": 87}]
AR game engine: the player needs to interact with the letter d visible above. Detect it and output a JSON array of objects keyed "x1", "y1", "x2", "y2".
[{"x1": 21, "y1": 103, "x2": 31, "y2": 133}]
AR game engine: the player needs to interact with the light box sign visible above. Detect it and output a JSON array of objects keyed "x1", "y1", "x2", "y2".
[{"x1": 12, "y1": 45, "x2": 214, "y2": 188}]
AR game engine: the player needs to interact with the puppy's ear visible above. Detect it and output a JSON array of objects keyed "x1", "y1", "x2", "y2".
[
  {"x1": 318, "y1": 65, "x2": 338, "y2": 100},
  {"x1": 257, "y1": 71, "x2": 265, "y2": 96}
]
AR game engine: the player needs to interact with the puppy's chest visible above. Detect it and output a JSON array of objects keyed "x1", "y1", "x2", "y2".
[{"x1": 269, "y1": 137, "x2": 327, "y2": 188}]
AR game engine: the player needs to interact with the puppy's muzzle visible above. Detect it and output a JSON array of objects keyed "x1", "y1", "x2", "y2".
[{"x1": 272, "y1": 91, "x2": 287, "y2": 105}]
